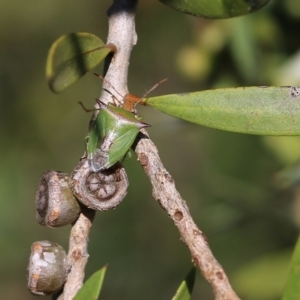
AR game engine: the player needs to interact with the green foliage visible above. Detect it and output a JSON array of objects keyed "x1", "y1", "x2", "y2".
[
  {"x1": 159, "y1": 0, "x2": 270, "y2": 18},
  {"x1": 46, "y1": 33, "x2": 113, "y2": 93},
  {"x1": 87, "y1": 101, "x2": 149, "y2": 171},
  {"x1": 172, "y1": 268, "x2": 196, "y2": 300},
  {"x1": 3, "y1": 0, "x2": 300, "y2": 299},
  {"x1": 282, "y1": 236, "x2": 300, "y2": 300},
  {"x1": 74, "y1": 266, "x2": 107, "y2": 300},
  {"x1": 146, "y1": 86, "x2": 300, "y2": 135}
]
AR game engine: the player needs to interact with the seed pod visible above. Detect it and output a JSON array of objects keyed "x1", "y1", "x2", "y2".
[
  {"x1": 70, "y1": 158, "x2": 129, "y2": 210},
  {"x1": 27, "y1": 241, "x2": 67, "y2": 295},
  {"x1": 70, "y1": 159, "x2": 128, "y2": 210},
  {"x1": 36, "y1": 171, "x2": 81, "y2": 227},
  {"x1": 87, "y1": 100, "x2": 150, "y2": 172}
]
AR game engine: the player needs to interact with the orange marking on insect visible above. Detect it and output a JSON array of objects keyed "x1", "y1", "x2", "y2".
[
  {"x1": 123, "y1": 93, "x2": 144, "y2": 112},
  {"x1": 94, "y1": 73, "x2": 167, "y2": 113}
]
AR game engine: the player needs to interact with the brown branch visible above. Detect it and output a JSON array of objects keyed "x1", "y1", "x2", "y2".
[
  {"x1": 101, "y1": 0, "x2": 138, "y2": 105},
  {"x1": 51, "y1": 0, "x2": 242, "y2": 299},
  {"x1": 104, "y1": 0, "x2": 241, "y2": 298},
  {"x1": 57, "y1": 207, "x2": 95, "y2": 300},
  {"x1": 135, "y1": 135, "x2": 240, "y2": 300},
  {"x1": 56, "y1": 2, "x2": 138, "y2": 299}
]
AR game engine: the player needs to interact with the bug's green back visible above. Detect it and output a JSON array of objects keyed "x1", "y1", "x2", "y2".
[
  {"x1": 87, "y1": 101, "x2": 149, "y2": 172},
  {"x1": 107, "y1": 127, "x2": 142, "y2": 167}
]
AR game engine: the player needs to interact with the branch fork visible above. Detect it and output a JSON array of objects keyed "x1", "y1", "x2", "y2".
[{"x1": 59, "y1": 0, "x2": 240, "y2": 299}]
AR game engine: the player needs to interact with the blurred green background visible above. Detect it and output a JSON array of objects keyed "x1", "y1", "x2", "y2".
[{"x1": 2, "y1": 0, "x2": 300, "y2": 299}]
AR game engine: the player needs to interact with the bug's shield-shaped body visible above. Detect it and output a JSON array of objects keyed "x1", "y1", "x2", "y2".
[{"x1": 87, "y1": 100, "x2": 150, "y2": 172}]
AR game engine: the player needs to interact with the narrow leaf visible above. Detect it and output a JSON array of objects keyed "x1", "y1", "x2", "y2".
[
  {"x1": 172, "y1": 268, "x2": 196, "y2": 300},
  {"x1": 46, "y1": 33, "x2": 114, "y2": 93},
  {"x1": 146, "y1": 86, "x2": 300, "y2": 136},
  {"x1": 73, "y1": 266, "x2": 107, "y2": 300},
  {"x1": 159, "y1": 0, "x2": 270, "y2": 19},
  {"x1": 282, "y1": 236, "x2": 300, "y2": 300}
]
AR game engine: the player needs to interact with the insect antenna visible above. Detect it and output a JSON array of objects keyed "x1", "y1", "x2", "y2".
[
  {"x1": 94, "y1": 73, "x2": 124, "y2": 105},
  {"x1": 136, "y1": 78, "x2": 168, "y2": 107}
]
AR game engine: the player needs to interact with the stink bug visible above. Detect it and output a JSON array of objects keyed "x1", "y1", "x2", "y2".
[
  {"x1": 85, "y1": 75, "x2": 166, "y2": 172},
  {"x1": 87, "y1": 100, "x2": 150, "y2": 172}
]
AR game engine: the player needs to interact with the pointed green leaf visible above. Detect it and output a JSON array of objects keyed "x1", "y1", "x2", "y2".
[
  {"x1": 74, "y1": 266, "x2": 107, "y2": 300},
  {"x1": 46, "y1": 33, "x2": 114, "y2": 93},
  {"x1": 159, "y1": 0, "x2": 270, "y2": 19},
  {"x1": 282, "y1": 236, "x2": 300, "y2": 300},
  {"x1": 172, "y1": 268, "x2": 196, "y2": 300},
  {"x1": 146, "y1": 86, "x2": 300, "y2": 136}
]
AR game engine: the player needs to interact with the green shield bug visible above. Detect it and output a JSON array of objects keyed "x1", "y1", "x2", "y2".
[
  {"x1": 87, "y1": 100, "x2": 150, "y2": 172},
  {"x1": 85, "y1": 74, "x2": 166, "y2": 172}
]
